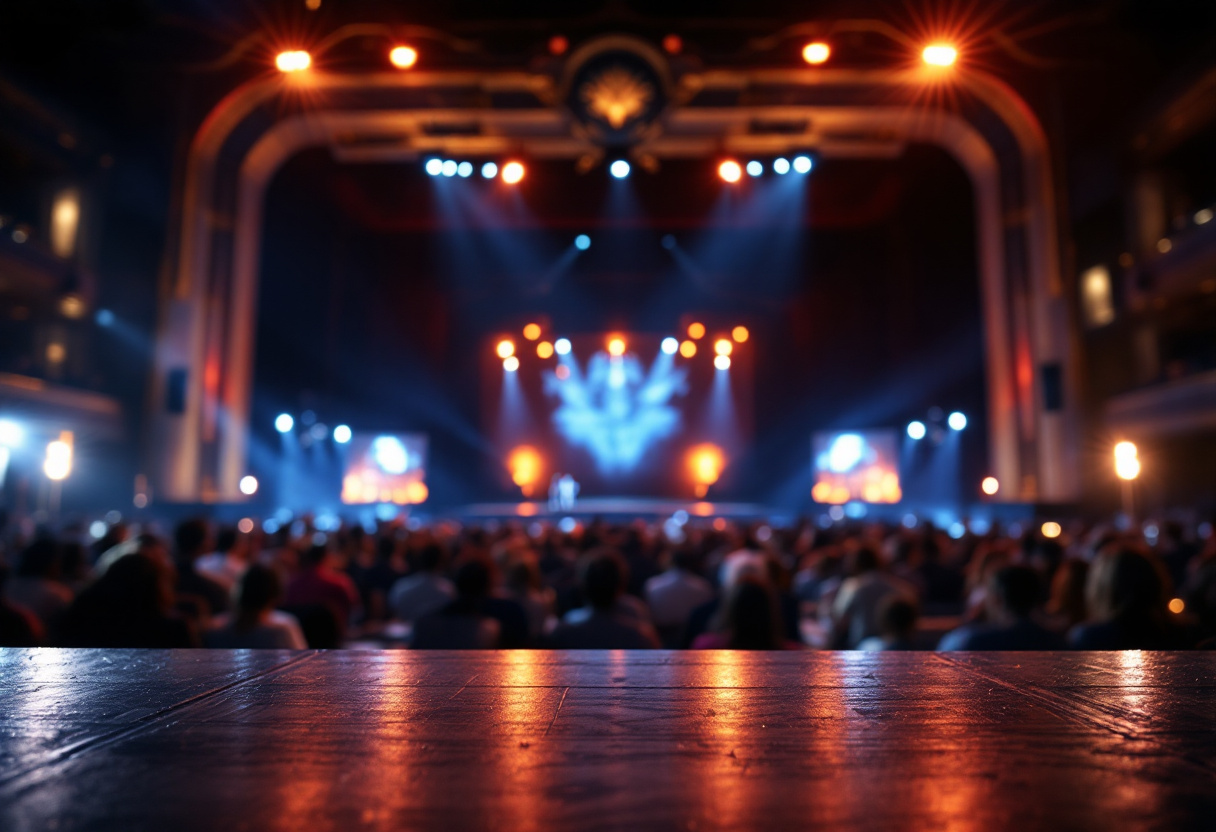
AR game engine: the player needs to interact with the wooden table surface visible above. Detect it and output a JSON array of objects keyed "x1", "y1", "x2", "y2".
[{"x1": 2, "y1": 649, "x2": 1214, "y2": 831}]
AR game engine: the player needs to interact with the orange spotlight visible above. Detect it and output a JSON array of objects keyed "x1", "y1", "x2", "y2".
[
  {"x1": 1168, "y1": 598, "x2": 1185, "y2": 614},
  {"x1": 922, "y1": 44, "x2": 958, "y2": 67},
  {"x1": 663, "y1": 34, "x2": 683, "y2": 55},
  {"x1": 496, "y1": 339, "x2": 515, "y2": 358},
  {"x1": 1041, "y1": 521, "x2": 1062, "y2": 539},
  {"x1": 679, "y1": 340, "x2": 697, "y2": 358},
  {"x1": 507, "y1": 445, "x2": 544, "y2": 496},
  {"x1": 405, "y1": 481, "x2": 429, "y2": 503},
  {"x1": 537, "y1": 341, "x2": 554, "y2": 359},
  {"x1": 718, "y1": 160, "x2": 742, "y2": 183},
  {"x1": 802, "y1": 42, "x2": 830, "y2": 64},
  {"x1": 607, "y1": 336, "x2": 626, "y2": 357},
  {"x1": 714, "y1": 338, "x2": 732, "y2": 356},
  {"x1": 687, "y1": 443, "x2": 725, "y2": 495},
  {"x1": 275, "y1": 50, "x2": 311, "y2": 73},
  {"x1": 687, "y1": 322, "x2": 706, "y2": 339},
  {"x1": 389, "y1": 45, "x2": 418, "y2": 68},
  {"x1": 548, "y1": 35, "x2": 568, "y2": 56},
  {"x1": 981, "y1": 476, "x2": 999, "y2": 496},
  {"x1": 522, "y1": 323, "x2": 541, "y2": 341},
  {"x1": 731, "y1": 325, "x2": 749, "y2": 343},
  {"x1": 714, "y1": 355, "x2": 731, "y2": 371},
  {"x1": 501, "y1": 161, "x2": 525, "y2": 184}
]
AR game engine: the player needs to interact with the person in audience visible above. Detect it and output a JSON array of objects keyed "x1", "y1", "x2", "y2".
[
  {"x1": 205, "y1": 564, "x2": 307, "y2": 649},
  {"x1": 412, "y1": 558, "x2": 501, "y2": 649},
  {"x1": 830, "y1": 544, "x2": 917, "y2": 649},
  {"x1": 4, "y1": 538, "x2": 73, "y2": 628},
  {"x1": 284, "y1": 537, "x2": 360, "y2": 642},
  {"x1": 938, "y1": 565, "x2": 1064, "y2": 650},
  {"x1": 858, "y1": 595, "x2": 920, "y2": 651},
  {"x1": 692, "y1": 577, "x2": 800, "y2": 650},
  {"x1": 196, "y1": 526, "x2": 248, "y2": 592},
  {"x1": 57, "y1": 538, "x2": 198, "y2": 648},
  {"x1": 1069, "y1": 546, "x2": 1195, "y2": 649},
  {"x1": 645, "y1": 543, "x2": 714, "y2": 647},
  {"x1": 1044, "y1": 558, "x2": 1089, "y2": 632},
  {"x1": 0, "y1": 561, "x2": 43, "y2": 646},
  {"x1": 549, "y1": 549, "x2": 660, "y2": 649},
  {"x1": 173, "y1": 519, "x2": 230, "y2": 618},
  {"x1": 389, "y1": 541, "x2": 454, "y2": 623},
  {"x1": 504, "y1": 555, "x2": 555, "y2": 641}
]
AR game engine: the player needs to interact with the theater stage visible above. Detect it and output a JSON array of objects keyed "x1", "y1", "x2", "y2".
[{"x1": 2, "y1": 650, "x2": 1213, "y2": 830}]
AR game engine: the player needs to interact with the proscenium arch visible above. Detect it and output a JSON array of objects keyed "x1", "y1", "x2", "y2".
[{"x1": 152, "y1": 53, "x2": 1076, "y2": 505}]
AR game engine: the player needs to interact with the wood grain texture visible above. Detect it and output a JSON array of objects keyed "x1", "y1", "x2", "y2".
[{"x1": 2, "y1": 649, "x2": 1214, "y2": 831}]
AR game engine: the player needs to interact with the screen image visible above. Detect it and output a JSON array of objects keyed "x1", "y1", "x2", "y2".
[
  {"x1": 486, "y1": 330, "x2": 753, "y2": 498},
  {"x1": 811, "y1": 430, "x2": 901, "y2": 504},
  {"x1": 341, "y1": 433, "x2": 429, "y2": 505}
]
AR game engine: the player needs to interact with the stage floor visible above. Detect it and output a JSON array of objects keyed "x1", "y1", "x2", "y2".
[{"x1": 2, "y1": 649, "x2": 1214, "y2": 830}]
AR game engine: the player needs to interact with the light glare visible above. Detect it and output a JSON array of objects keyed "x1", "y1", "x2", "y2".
[
  {"x1": 389, "y1": 45, "x2": 418, "y2": 68},
  {"x1": 948, "y1": 411, "x2": 967, "y2": 431},
  {"x1": 481, "y1": 162, "x2": 498, "y2": 179},
  {"x1": 609, "y1": 159, "x2": 631, "y2": 179},
  {"x1": 501, "y1": 161, "x2": 525, "y2": 184},
  {"x1": 746, "y1": 161, "x2": 763, "y2": 177},
  {"x1": 239, "y1": 475, "x2": 259, "y2": 496},
  {"x1": 574, "y1": 234, "x2": 591, "y2": 250},
  {"x1": 275, "y1": 50, "x2": 311, "y2": 73},
  {"x1": 607, "y1": 337, "x2": 626, "y2": 357},
  {"x1": 714, "y1": 338, "x2": 732, "y2": 356},
  {"x1": 661, "y1": 337, "x2": 679, "y2": 355},
  {"x1": 922, "y1": 44, "x2": 958, "y2": 67},
  {"x1": 793, "y1": 155, "x2": 812, "y2": 174},
  {"x1": 981, "y1": 476, "x2": 999, "y2": 495},
  {"x1": 457, "y1": 161, "x2": 473, "y2": 178},
  {"x1": 554, "y1": 338, "x2": 572, "y2": 356},
  {"x1": 802, "y1": 42, "x2": 830, "y2": 64},
  {"x1": 718, "y1": 160, "x2": 742, "y2": 183},
  {"x1": 425, "y1": 158, "x2": 443, "y2": 176},
  {"x1": 773, "y1": 158, "x2": 790, "y2": 174},
  {"x1": 732, "y1": 326, "x2": 749, "y2": 342},
  {"x1": 274, "y1": 413, "x2": 294, "y2": 433},
  {"x1": 907, "y1": 421, "x2": 926, "y2": 440},
  {"x1": 0, "y1": 419, "x2": 22, "y2": 447},
  {"x1": 503, "y1": 356, "x2": 520, "y2": 372},
  {"x1": 441, "y1": 160, "x2": 457, "y2": 177},
  {"x1": 333, "y1": 424, "x2": 353, "y2": 444},
  {"x1": 496, "y1": 339, "x2": 515, "y2": 359},
  {"x1": 714, "y1": 355, "x2": 731, "y2": 370}
]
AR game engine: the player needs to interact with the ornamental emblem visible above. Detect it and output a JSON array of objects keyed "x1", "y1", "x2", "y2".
[
  {"x1": 565, "y1": 47, "x2": 668, "y2": 145},
  {"x1": 580, "y1": 65, "x2": 654, "y2": 129}
]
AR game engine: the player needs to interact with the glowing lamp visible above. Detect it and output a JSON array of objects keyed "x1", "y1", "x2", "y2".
[
  {"x1": 501, "y1": 161, "x2": 525, "y2": 184},
  {"x1": 239, "y1": 475, "x2": 259, "y2": 496},
  {"x1": 275, "y1": 50, "x2": 311, "y2": 73},
  {"x1": 1169, "y1": 598, "x2": 1185, "y2": 614},
  {"x1": 607, "y1": 337, "x2": 626, "y2": 357},
  {"x1": 1040, "y1": 521, "x2": 1062, "y2": 539},
  {"x1": 718, "y1": 160, "x2": 742, "y2": 183},
  {"x1": 714, "y1": 338, "x2": 732, "y2": 356},
  {"x1": 44, "y1": 434, "x2": 72, "y2": 481},
  {"x1": 523, "y1": 323, "x2": 542, "y2": 341},
  {"x1": 1114, "y1": 441, "x2": 1140, "y2": 480},
  {"x1": 802, "y1": 42, "x2": 830, "y2": 64},
  {"x1": 981, "y1": 476, "x2": 999, "y2": 496},
  {"x1": 687, "y1": 322, "x2": 706, "y2": 339},
  {"x1": 389, "y1": 46, "x2": 418, "y2": 68},
  {"x1": 537, "y1": 341, "x2": 554, "y2": 359},
  {"x1": 503, "y1": 356, "x2": 520, "y2": 372},
  {"x1": 922, "y1": 44, "x2": 958, "y2": 67},
  {"x1": 732, "y1": 326, "x2": 749, "y2": 343},
  {"x1": 575, "y1": 234, "x2": 591, "y2": 250},
  {"x1": 496, "y1": 339, "x2": 516, "y2": 359},
  {"x1": 714, "y1": 355, "x2": 731, "y2": 370},
  {"x1": 679, "y1": 340, "x2": 697, "y2": 358}
]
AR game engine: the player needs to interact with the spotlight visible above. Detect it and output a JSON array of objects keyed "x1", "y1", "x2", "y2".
[
  {"x1": 714, "y1": 338, "x2": 732, "y2": 356},
  {"x1": 275, "y1": 50, "x2": 311, "y2": 73},
  {"x1": 275, "y1": 413, "x2": 294, "y2": 433},
  {"x1": 481, "y1": 162, "x2": 498, "y2": 179},
  {"x1": 746, "y1": 161, "x2": 763, "y2": 177},
  {"x1": 549, "y1": 35, "x2": 569, "y2": 56},
  {"x1": 44, "y1": 437, "x2": 72, "y2": 481},
  {"x1": 95, "y1": 309, "x2": 114, "y2": 326},
  {"x1": 389, "y1": 45, "x2": 418, "y2": 68},
  {"x1": 239, "y1": 475, "x2": 259, "y2": 496},
  {"x1": 496, "y1": 339, "x2": 515, "y2": 359},
  {"x1": 981, "y1": 476, "x2": 999, "y2": 496},
  {"x1": 687, "y1": 322, "x2": 705, "y2": 339},
  {"x1": 718, "y1": 160, "x2": 742, "y2": 183},
  {"x1": 679, "y1": 340, "x2": 697, "y2": 358},
  {"x1": 425, "y1": 158, "x2": 443, "y2": 176},
  {"x1": 501, "y1": 161, "x2": 525, "y2": 184},
  {"x1": 554, "y1": 338, "x2": 572, "y2": 355},
  {"x1": 907, "y1": 421, "x2": 926, "y2": 440},
  {"x1": 537, "y1": 341, "x2": 554, "y2": 359},
  {"x1": 503, "y1": 356, "x2": 520, "y2": 372},
  {"x1": 609, "y1": 159, "x2": 631, "y2": 179},
  {"x1": 607, "y1": 337, "x2": 626, "y2": 357},
  {"x1": 922, "y1": 44, "x2": 958, "y2": 67},
  {"x1": 948, "y1": 411, "x2": 967, "y2": 431},
  {"x1": 574, "y1": 234, "x2": 591, "y2": 250},
  {"x1": 732, "y1": 325, "x2": 749, "y2": 342},
  {"x1": 333, "y1": 424, "x2": 353, "y2": 444},
  {"x1": 662, "y1": 34, "x2": 682, "y2": 55},
  {"x1": 661, "y1": 234, "x2": 676, "y2": 250},
  {"x1": 457, "y1": 161, "x2": 473, "y2": 178},
  {"x1": 1040, "y1": 521, "x2": 1062, "y2": 539},
  {"x1": 714, "y1": 355, "x2": 731, "y2": 370},
  {"x1": 661, "y1": 337, "x2": 679, "y2": 355},
  {"x1": 523, "y1": 323, "x2": 542, "y2": 340},
  {"x1": 441, "y1": 160, "x2": 457, "y2": 177},
  {"x1": 802, "y1": 42, "x2": 830, "y2": 64},
  {"x1": 1114, "y1": 441, "x2": 1140, "y2": 481},
  {"x1": 793, "y1": 155, "x2": 813, "y2": 174},
  {"x1": 773, "y1": 158, "x2": 790, "y2": 174},
  {"x1": 0, "y1": 419, "x2": 23, "y2": 447}
]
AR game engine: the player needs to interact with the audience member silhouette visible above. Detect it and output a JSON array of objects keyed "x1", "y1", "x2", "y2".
[{"x1": 205, "y1": 564, "x2": 307, "y2": 649}]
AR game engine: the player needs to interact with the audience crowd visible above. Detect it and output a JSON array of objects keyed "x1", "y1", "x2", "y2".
[{"x1": 2, "y1": 511, "x2": 1214, "y2": 651}]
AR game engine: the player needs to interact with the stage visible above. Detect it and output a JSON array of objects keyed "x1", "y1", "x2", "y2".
[{"x1": 2, "y1": 649, "x2": 1214, "y2": 830}]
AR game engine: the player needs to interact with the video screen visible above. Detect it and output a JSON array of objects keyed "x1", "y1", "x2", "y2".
[
  {"x1": 811, "y1": 430, "x2": 901, "y2": 504},
  {"x1": 341, "y1": 432, "x2": 429, "y2": 505},
  {"x1": 485, "y1": 330, "x2": 752, "y2": 498}
]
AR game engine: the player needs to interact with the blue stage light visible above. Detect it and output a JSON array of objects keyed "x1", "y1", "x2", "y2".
[
  {"x1": 372, "y1": 436, "x2": 409, "y2": 474},
  {"x1": 95, "y1": 309, "x2": 114, "y2": 326},
  {"x1": 457, "y1": 161, "x2": 473, "y2": 178},
  {"x1": 793, "y1": 155, "x2": 813, "y2": 174},
  {"x1": 661, "y1": 337, "x2": 679, "y2": 355},
  {"x1": 425, "y1": 158, "x2": 443, "y2": 176},
  {"x1": 948, "y1": 411, "x2": 967, "y2": 431},
  {"x1": 773, "y1": 158, "x2": 790, "y2": 174},
  {"x1": 333, "y1": 424, "x2": 352, "y2": 444},
  {"x1": 575, "y1": 234, "x2": 591, "y2": 250},
  {"x1": 274, "y1": 413, "x2": 294, "y2": 433},
  {"x1": 554, "y1": 338, "x2": 572, "y2": 356},
  {"x1": 609, "y1": 159, "x2": 631, "y2": 179},
  {"x1": 661, "y1": 234, "x2": 676, "y2": 250},
  {"x1": 441, "y1": 160, "x2": 457, "y2": 177},
  {"x1": 907, "y1": 420, "x2": 926, "y2": 440},
  {"x1": 746, "y1": 160, "x2": 763, "y2": 177},
  {"x1": 826, "y1": 434, "x2": 864, "y2": 472},
  {"x1": 481, "y1": 161, "x2": 498, "y2": 179}
]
